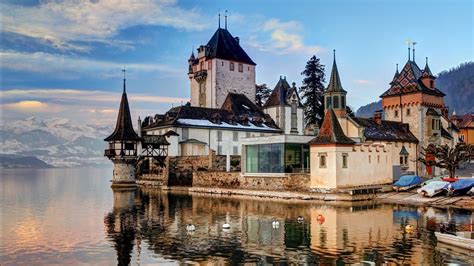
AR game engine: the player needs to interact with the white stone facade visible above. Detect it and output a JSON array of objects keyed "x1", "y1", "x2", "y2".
[
  {"x1": 190, "y1": 58, "x2": 256, "y2": 109},
  {"x1": 264, "y1": 106, "x2": 304, "y2": 135}
]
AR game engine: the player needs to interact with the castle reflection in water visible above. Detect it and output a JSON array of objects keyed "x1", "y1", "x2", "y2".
[{"x1": 105, "y1": 188, "x2": 472, "y2": 265}]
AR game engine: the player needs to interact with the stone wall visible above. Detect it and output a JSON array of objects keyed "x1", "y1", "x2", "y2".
[
  {"x1": 112, "y1": 159, "x2": 136, "y2": 185},
  {"x1": 168, "y1": 153, "x2": 241, "y2": 186},
  {"x1": 193, "y1": 171, "x2": 311, "y2": 192}
]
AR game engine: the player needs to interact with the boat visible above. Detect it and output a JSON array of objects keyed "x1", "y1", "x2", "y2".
[
  {"x1": 444, "y1": 178, "x2": 474, "y2": 196},
  {"x1": 393, "y1": 175, "x2": 423, "y2": 191},
  {"x1": 435, "y1": 231, "x2": 474, "y2": 251},
  {"x1": 416, "y1": 181, "x2": 450, "y2": 197},
  {"x1": 421, "y1": 176, "x2": 443, "y2": 186},
  {"x1": 442, "y1": 177, "x2": 460, "y2": 183}
]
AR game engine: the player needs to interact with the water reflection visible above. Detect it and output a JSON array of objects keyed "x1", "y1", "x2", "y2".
[{"x1": 105, "y1": 188, "x2": 473, "y2": 265}]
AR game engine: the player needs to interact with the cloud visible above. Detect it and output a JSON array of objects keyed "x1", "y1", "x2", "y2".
[
  {"x1": 1, "y1": 50, "x2": 181, "y2": 79},
  {"x1": 355, "y1": 79, "x2": 374, "y2": 85},
  {"x1": 3, "y1": 0, "x2": 209, "y2": 52},
  {"x1": 2, "y1": 88, "x2": 189, "y2": 105},
  {"x1": 3, "y1": 100, "x2": 64, "y2": 113},
  {"x1": 250, "y1": 19, "x2": 323, "y2": 55}
]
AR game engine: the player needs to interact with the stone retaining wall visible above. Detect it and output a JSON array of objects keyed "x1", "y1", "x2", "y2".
[{"x1": 193, "y1": 171, "x2": 311, "y2": 192}]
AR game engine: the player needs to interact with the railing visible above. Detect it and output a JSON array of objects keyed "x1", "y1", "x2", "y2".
[
  {"x1": 104, "y1": 149, "x2": 116, "y2": 157},
  {"x1": 104, "y1": 149, "x2": 137, "y2": 157}
]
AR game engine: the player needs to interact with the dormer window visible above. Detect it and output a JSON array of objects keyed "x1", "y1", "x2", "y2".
[
  {"x1": 333, "y1": 96, "x2": 339, "y2": 108},
  {"x1": 230, "y1": 62, "x2": 234, "y2": 71}
]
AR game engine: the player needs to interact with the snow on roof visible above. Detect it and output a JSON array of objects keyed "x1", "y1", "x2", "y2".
[{"x1": 177, "y1": 119, "x2": 280, "y2": 131}]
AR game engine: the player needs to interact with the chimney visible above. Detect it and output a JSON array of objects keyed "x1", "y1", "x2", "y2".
[
  {"x1": 234, "y1": 37, "x2": 239, "y2": 44},
  {"x1": 373, "y1": 110, "x2": 383, "y2": 125}
]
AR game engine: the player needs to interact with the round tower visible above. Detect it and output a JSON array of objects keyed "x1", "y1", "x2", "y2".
[{"x1": 104, "y1": 73, "x2": 142, "y2": 187}]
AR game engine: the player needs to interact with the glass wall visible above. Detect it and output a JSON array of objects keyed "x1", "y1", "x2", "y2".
[{"x1": 245, "y1": 143, "x2": 309, "y2": 173}]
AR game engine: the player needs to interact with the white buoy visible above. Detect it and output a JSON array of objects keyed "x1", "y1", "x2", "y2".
[
  {"x1": 222, "y1": 223, "x2": 230, "y2": 229},
  {"x1": 186, "y1": 224, "x2": 195, "y2": 231},
  {"x1": 272, "y1": 220, "x2": 279, "y2": 228}
]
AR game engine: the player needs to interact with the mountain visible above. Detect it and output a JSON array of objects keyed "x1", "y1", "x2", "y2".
[
  {"x1": 356, "y1": 62, "x2": 474, "y2": 117},
  {"x1": 0, "y1": 117, "x2": 113, "y2": 167},
  {"x1": 0, "y1": 154, "x2": 54, "y2": 169},
  {"x1": 355, "y1": 101, "x2": 382, "y2": 118},
  {"x1": 437, "y1": 62, "x2": 474, "y2": 114}
]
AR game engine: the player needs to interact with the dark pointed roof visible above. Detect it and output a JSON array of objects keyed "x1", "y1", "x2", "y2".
[
  {"x1": 390, "y1": 64, "x2": 400, "y2": 84},
  {"x1": 263, "y1": 77, "x2": 303, "y2": 108},
  {"x1": 423, "y1": 57, "x2": 433, "y2": 76},
  {"x1": 205, "y1": 28, "x2": 256, "y2": 65},
  {"x1": 221, "y1": 93, "x2": 264, "y2": 116},
  {"x1": 399, "y1": 145, "x2": 409, "y2": 155},
  {"x1": 351, "y1": 117, "x2": 419, "y2": 143},
  {"x1": 309, "y1": 108, "x2": 354, "y2": 145},
  {"x1": 104, "y1": 80, "x2": 141, "y2": 142},
  {"x1": 380, "y1": 60, "x2": 445, "y2": 98},
  {"x1": 326, "y1": 51, "x2": 346, "y2": 93},
  {"x1": 188, "y1": 51, "x2": 195, "y2": 61}
]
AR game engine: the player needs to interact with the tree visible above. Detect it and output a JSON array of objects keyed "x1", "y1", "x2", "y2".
[
  {"x1": 346, "y1": 106, "x2": 355, "y2": 117},
  {"x1": 255, "y1": 83, "x2": 271, "y2": 107},
  {"x1": 299, "y1": 55, "x2": 326, "y2": 127},
  {"x1": 418, "y1": 142, "x2": 473, "y2": 177}
]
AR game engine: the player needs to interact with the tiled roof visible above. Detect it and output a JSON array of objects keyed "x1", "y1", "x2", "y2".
[
  {"x1": 104, "y1": 81, "x2": 141, "y2": 142},
  {"x1": 205, "y1": 28, "x2": 256, "y2": 65},
  {"x1": 351, "y1": 117, "x2": 419, "y2": 143},
  {"x1": 457, "y1": 113, "x2": 474, "y2": 128},
  {"x1": 309, "y1": 108, "x2": 354, "y2": 145},
  {"x1": 142, "y1": 93, "x2": 280, "y2": 131},
  {"x1": 263, "y1": 77, "x2": 303, "y2": 108},
  {"x1": 380, "y1": 60, "x2": 445, "y2": 98}
]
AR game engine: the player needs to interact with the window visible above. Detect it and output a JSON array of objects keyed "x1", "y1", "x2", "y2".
[
  {"x1": 217, "y1": 130, "x2": 222, "y2": 141},
  {"x1": 248, "y1": 66, "x2": 250, "y2": 71},
  {"x1": 200, "y1": 61, "x2": 204, "y2": 70},
  {"x1": 326, "y1": 97, "x2": 332, "y2": 109},
  {"x1": 432, "y1": 119, "x2": 435, "y2": 130},
  {"x1": 233, "y1": 131, "x2": 238, "y2": 141},
  {"x1": 406, "y1": 108, "x2": 411, "y2": 116},
  {"x1": 125, "y1": 143, "x2": 134, "y2": 150},
  {"x1": 369, "y1": 155, "x2": 371, "y2": 163},
  {"x1": 333, "y1": 96, "x2": 339, "y2": 109},
  {"x1": 222, "y1": 61, "x2": 224, "y2": 66},
  {"x1": 238, "y1": 63, "x2": 243, "y2": 72},
  {"x1": 291, "y1": 101, "x2": 298, "y2": 132},
  {"x1": 377, "y1": 155, "x2": 380, "y2": 163},
  {"x1": 233, "y1": 146, "x2": 238, "y2": 155},
  {"x1": 319, "y1": 153, "x2": 327, "y2": 168},
  {"x1": 394, "y1": 110, "x2": 399, "y2": 118},
  {"x1": 430, "y1": 80, "x2": 434, "y2": 88},
  {"x1": 218, "y1": 145, "x2": 222, "y2": 155},
  {"x1": 208, "y1": 61, "x2": 212, "y2": 70},
  {"x1": 341, "y1": 96, "x2": 346, "y2": 108},
  {"x1": 460, "y1": 135, "x2": 465, "y2": 141},
  {"x1": 342, "y1": 153, "x2": 348, "y2": 168},
  {"x1": 230, "y1": 62, "x2": 234, "y2": 71},
  {"x1": 400, "y1": 156, "x2": 404, "y2": 165},
  {"x1": 182, "y1": 128, "x2": 189, "y2": 140}
]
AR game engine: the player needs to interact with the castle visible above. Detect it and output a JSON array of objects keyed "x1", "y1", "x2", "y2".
[{"x1": 104, "y1": 24, "x2": 459, "y2": 191}]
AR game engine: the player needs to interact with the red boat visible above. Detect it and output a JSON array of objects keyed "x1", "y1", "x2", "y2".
[{"x1": 442, "y1": 177, "x2": 460, "y2": 183}]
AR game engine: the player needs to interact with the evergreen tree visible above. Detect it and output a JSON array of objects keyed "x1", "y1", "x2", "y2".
[
  {"x1": 255, "y1": 83, "x2": 271, "y2": 107},
  {"x1": 346, "y1": 106, "x2": 355, "y2": 117},
  {"x1": 299, "y1": 55, "x2": 326, "y2": 127}
]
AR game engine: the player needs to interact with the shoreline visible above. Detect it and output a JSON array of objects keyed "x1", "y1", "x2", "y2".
[{"x1": 147, "y1": 185, "x2": 474, "y2": 211}]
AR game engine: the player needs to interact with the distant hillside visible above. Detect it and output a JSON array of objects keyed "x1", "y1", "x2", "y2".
[
  {"x1": 356, "y1": 62, "x2": 474, "y2": 116},
  {"x1": 356, "y1": 101, "x2": 382, "y2": 118},
  {"x1": 0, "y1": 155, "x2": 54, "y2": 169},
  {"x1": 437, "y1": 62, "x2": 474, "y2": 114}
]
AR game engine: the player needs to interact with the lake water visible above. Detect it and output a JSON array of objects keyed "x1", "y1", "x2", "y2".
[{"x1": 1, "y1": 168, "x2": 473, "y2": 265}]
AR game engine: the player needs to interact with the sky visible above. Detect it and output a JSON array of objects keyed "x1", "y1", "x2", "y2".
[{"x1": 1, "y1": 0, "x2": 473, "y2": 126}]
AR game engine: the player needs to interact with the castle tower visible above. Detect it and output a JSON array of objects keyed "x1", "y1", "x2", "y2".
[
  {"x1": 104, "y1": 75, "x2": 141, "y2": 187},
  {"x1": 324, "y1": 50, "x2": 347, "y2": 117},
  {"x1": 188, "y1": 23, "x2": 256, "y2": 108},
  {"x1": 380, "y1": 50, "x2": 447, "y2": 176},
  {"x1": 263, "y1": 76, "x2": 304, "y2": 135}
]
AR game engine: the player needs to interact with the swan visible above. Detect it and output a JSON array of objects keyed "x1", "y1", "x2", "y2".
[
  {"x1": 297, "y1": 216, "x2": 304, "y2": 223},
  {"x1": 405, "y1": 224, "x2": 414, "y2": 231},
  {"x1": 222, "y1": 223, "x2": 230, "y2": 229},
  {"x1": 186, "y1": 224, "x2": 196, "y2": 231},
  {"x1": 272, "y1": 220, "x2": 279, "y2": 228}
]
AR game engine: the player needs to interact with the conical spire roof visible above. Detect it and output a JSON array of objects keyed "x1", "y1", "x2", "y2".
[
  {"x1": 326, "y1": 50, "x2": 346, "y2": 93},
  {"x1": 309, "y1": 108, "x2": 354, "y2": 145},
  {"x1": 423, "y1": 57, "x2": 433, "y2": 76},
  {"x1": 104, "y1": 79, "x2": 141, "y2": 142}
]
